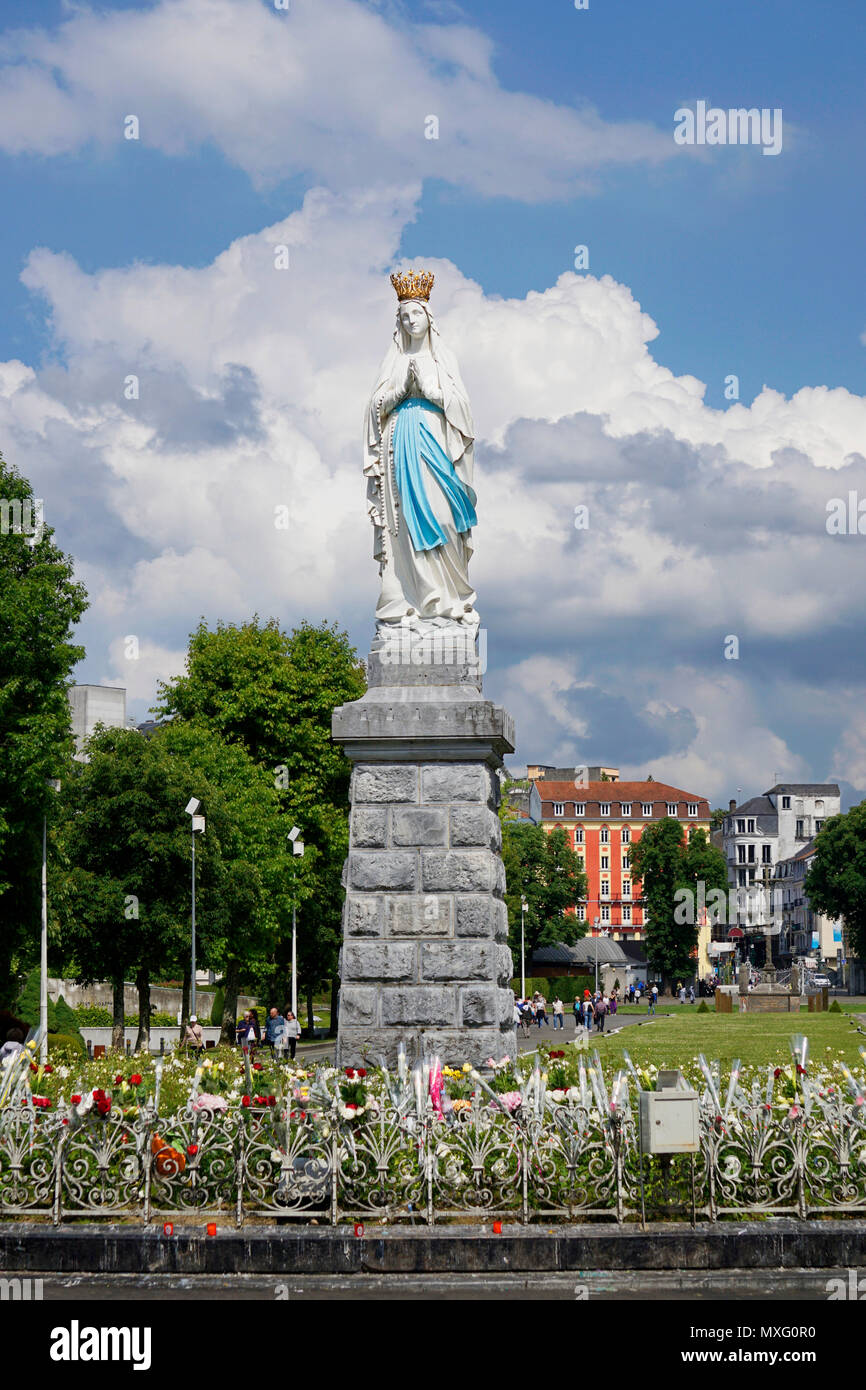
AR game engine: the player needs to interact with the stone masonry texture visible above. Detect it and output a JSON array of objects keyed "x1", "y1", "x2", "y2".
[{"x1": 334, "y1": 724, "x2": 518, "y2": 1068}]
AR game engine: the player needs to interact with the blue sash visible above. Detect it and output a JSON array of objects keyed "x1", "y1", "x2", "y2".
[{"x1": 392, "y1": 398, "x2": 477, "y2": 552}]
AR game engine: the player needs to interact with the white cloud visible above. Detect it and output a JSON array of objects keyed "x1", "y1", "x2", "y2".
[
  {"x1": 0, "y1": 0, "x2": 675, "y2": 199},
  {"x1": 3, "y1": 183, "x2": 866, "y2": 802}
]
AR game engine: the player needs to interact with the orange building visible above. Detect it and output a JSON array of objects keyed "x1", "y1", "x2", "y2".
[{"x1": 535, "y1": 780, "x2": 712, "y2": 941}]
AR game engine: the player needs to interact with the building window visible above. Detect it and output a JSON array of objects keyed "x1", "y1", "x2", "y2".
[
  {"x1": 642, "y1": 803, "x2": 652, "y2": 817},
  {"x1": 762, "y1": 844, "x2": 771, "y2": 864},
  {"x1": 621, "y1": 826, "x2": 631, "y2": 843},
  {"x1": 622, "y1": 878, "x2": 631, "y2": 897},
  {"x1": 600, "y1": 880, "x2": 610, "y2": 899},
  {"x1": 622, "y1": 853, "x2": 631, "y2": 870},
  {"x1": 600, "y1": 855, "x2": 609, "y2": 870},
  {"x1": 553, "y1": 802, "x2": 564, "y2": 816},
  {"x1": 738, "y1": 845, "x2": 746, "y2": 863},
  {"x1": 620, "y1": 802, "x2": 632, "y2": 817},
  {"x1": 575, "y1": 803, "x2": 585, "y2": 816},
  {"x1": 574, "y1": 827, "x2": 584, "y2": 844},
  {"x1": 815, "y1": 820, "x2": 824, "y2": 833},
  {"x1": 600, "y1": 905, "x2": 610, "y2": 923},
  {"x1": 622, "y1": 904, "x2": 631, "y2": 923},
  {"x1": 747, "y1": 819, "x2": 755, "y2": 833},
  {"x1": 600, "y1": 802, "x2": 611, "y2": 816},
  {"x1": 667, "y1": 803, "x2": 678, "y2": 816},
  {"x1": 782, "y1": 796, "x2": 791, "y2": 809},
  {"x1": 737, "y1": 869, "x2": 747, "y2": 887},
  {"x1": 796, "y1": 819, "x2": 805, "y2": 837},
  {"x1": 737, "y1": 819, "x2": 746, "y2": 833},
  {"x1": 576, "y1": 904, "x2": 586, "y2": 922},
  {"x1": 747, "y1": 845, "x2": 755, "y2": 863},
  {"x1": 688, "y1": 803, "x2": 698, "y2": 817},
  {"x1": 600, "y1": 828, "x2": 609, "y2": 844}
]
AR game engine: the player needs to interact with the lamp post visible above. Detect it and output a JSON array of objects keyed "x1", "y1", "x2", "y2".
[
  {"x1": 185, "y1": 798, "x2": 206, "y2": 1018},
  {"x1": 520, "y1": 898, "x2": 528, "y2": 997},
  {"x1": 288, "y1": 826, "x2": 304, "y2": 1019},
  {"x1": 593, "y1": 915, "x2": 600, "y2": 993},
  {"x1": 40, "y1": 778, "x2": 61, "y2": 1064}
]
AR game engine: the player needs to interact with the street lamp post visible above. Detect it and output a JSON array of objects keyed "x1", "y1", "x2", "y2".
[
  {"x1": 288, "y1": 826, "x2": 304, "y2": 1020},
  {"x1": 185, "y1": 799, "x2": 206, "y2": 1018},
  {"x1": 40, "y1": 779, "x2": 61, "y2": 1064},
  {"x1": 593, "y1": 915, "x2": 600, "y2": 993},
  {"x1": 520, "y1": 898, "x2": 528, "y2": 997}
]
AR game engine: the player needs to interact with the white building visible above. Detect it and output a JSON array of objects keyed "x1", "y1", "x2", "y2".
[
  {"x1": 722, "y1": 782, "x2": 840, "y2": 951},
  {"x1": 773, "y1": 840, "x2": 843, "y2": 968},
  {"x1": 68, "y1": 684, "x2": 127, "y2": 761}
]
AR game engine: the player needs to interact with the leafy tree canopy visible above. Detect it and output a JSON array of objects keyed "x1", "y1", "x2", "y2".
[{"x1": 805, "y1": 805, "x2": 866, "y2": 960}]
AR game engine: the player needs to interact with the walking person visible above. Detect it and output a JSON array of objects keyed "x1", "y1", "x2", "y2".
[
  {"x1": 283, "y1": 1009, "x2": 302, "y2": 1061},
  {"x1": 534, "y1": 993, "x2": 547, "y2": 1028},
  {"x1": 265, "y1": 1006, "x2": 287, "y2": 1056},
  {"x1": 181, "y1": 1014, "x2": 204, "y2": 1055},
  {"x1": 651, "y1": 983, "x2": 659, "y2": 1011},
  {"x1": 594, "y1": 993, "x2": 607, "y2": 1033},
  {"x1": 552, "y1": 996, "x2": 564, "y2": 1030},
  {"x1": 647, "y1": 990, "x2": 655, "y2": 1017}
]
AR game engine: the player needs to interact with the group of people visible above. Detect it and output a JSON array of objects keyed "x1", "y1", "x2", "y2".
[
  {"x1": 178, "y1": 1005, "x2": 302, "y2": 1059},
  {"x1": 237, "y1": 1006, "x2": 302, "y2": 1060},
  {"x1": 514, "y1": 989, "x2": 622, "y2": 1035}
]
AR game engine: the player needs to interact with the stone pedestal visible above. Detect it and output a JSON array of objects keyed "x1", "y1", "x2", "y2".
[{"x1": 332, "y1": 643, "x2": 517, "y2": 1068}]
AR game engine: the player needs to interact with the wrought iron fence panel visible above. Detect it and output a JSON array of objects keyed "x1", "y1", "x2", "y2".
[
  {"x1": 59, "y1": 1110, "x2": 145, "y2": 1219},
  {"x1": 241, "y1": 1108, "x2": 333, "y2": 1221},
  {"x1": 0, "y1": 1109, "x2": 60, "y2": 1219},
  {"x1": 528, "y1": 1103, "x2": 622, "y2": 1220},
  {"x1": 336, "y1": 1107, "x2": 426, "y2": 1223},
  {"x1": 146, "y1": 1112, "x2": 239, "y2": 1221},
  {"x1": 429, "y1": 1103, "x2": 523, "y2": 1219}
]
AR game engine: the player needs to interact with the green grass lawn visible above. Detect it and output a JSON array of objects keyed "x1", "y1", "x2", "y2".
[{"x1": 596, "y1": 1010, "x2": 866, "y2": 1071}]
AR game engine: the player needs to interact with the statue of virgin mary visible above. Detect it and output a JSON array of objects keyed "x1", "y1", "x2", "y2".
[{"x1": 365, "y1": 271, "x2": 478, "y2": 629}]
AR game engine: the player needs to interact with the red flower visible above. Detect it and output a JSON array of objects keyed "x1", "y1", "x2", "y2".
[
  {"x1": 796, "y1": 1064, "x2": 806, "y2": 1076},
  {"x1": 115, "y1": 1074, "x2": 123, "y2": 1084},
  {"x1": 61, "y1": 1118, "x2": 69, "y2": 1126},
  {"x1": 70, "y1": 1095, "x2": 82, "y2": 1104},
  {"x1": 187, "y1": 1144, "x2": 198, "y2": 1157},
  {"x1": 267, "y1": 1096, "x2": 276, "y2": 1107},
  {"x1": 773, "y1": 1068, "x2": 782, "y2": 1078},
  {"x1": 357, "y1": 1068, "x2": 367, "y2": 1078},
  {"x1": 241, "y1": 1096, "x2": 251, "y2": 1107},
  {"x1": 253, "y1": 1062, "x2": 263, "y2": 1071},
  {"x1": 30, "y1": 1062, "x2": 38, "y2": 1073},
  {"x1": 344, "y1": 1068, "x2": 356, "y2": 1078},
  {"x1": 44, "y1": 1064, "x2": 53, "y2": 1073},
  {"x1": 130, "y1": 1074, "x2": 142, "y2": 1085}
]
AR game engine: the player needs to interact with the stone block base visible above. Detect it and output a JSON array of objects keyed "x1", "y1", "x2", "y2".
[{"x1": 333, "y1": 672, "x2": 517, "y2": 1068}]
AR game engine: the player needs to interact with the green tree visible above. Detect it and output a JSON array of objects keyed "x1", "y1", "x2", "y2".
[
  {"x1": 55, "y1": 725, "x2": 282, "y2": 1049},
  {"x1": 631, "y1": 820, "x2": 727, "y2": 988},
  {"x1": 805, "y1": 805, "x2": 866, "y2": 961},
  {"x1": 15, "y1": 968, "x2": 57, "y2": 1032},
  {"x1": 0, "y1": 454, "x2": 87, "y2": 998},
  {"x1": 709, "y1": 807, "x2": 728, "y2": 831},
  {"x1": 502, "y1": 822, "x2": 586, "y2": 975},
  {"x1": 154, "y1": 618, "x2": 366, "y2": 1028}
]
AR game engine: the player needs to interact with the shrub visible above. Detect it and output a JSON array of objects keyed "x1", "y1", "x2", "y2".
[
  {"x1": 696, "y1": 1000, "x2": 710, "y2": 1014},
  {"x1": 53, "y1": 995, "x2": 83, "y2": 1043},
  {"x1": 210, "y1": 988, "x2": 225, "y2": 1027},
  {"x1": 829, "y1": 999, "x2": 842, "y2": 1013},
  {"x1": 74, "y1": 1005, "x2": 113, "y2": 1026},
  {"x1": 48, "y1": 1033, "x2": 87, "y2": 1062},
  {"x1": 15, "y1": 971, "x2": 57, "y2": 1032}
]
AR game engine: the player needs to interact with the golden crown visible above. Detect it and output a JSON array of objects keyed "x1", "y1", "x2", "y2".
[{"x1": 390, "y1": 269, "x2": 434, "y2": 302}]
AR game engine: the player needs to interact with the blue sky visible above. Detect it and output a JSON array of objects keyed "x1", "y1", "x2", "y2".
[
  {"x1": 1, "y1": 0, "x2": 863, "y2": 407},
  {"x1": 0, "y1": 0, "x2": 864, "y2": 806}
]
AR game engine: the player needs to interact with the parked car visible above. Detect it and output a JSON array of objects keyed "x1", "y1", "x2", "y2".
[{"x1": 810, "y1": 974, "x2": 831, "y2": 989}]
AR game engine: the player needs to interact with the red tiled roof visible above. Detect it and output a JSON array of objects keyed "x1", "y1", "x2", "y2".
[{"x1": 538, "y1": 781, "x2": 710, "y2": 813}]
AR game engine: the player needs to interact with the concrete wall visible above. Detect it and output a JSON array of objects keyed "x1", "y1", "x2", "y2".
[{"x1": 48, "y1": 978, "x2": 258, "y2": 1018}]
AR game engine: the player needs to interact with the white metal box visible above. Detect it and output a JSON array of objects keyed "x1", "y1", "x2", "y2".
[{"x1": 639, "y1": 1085, "x2": 700, "y2": 1154}]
